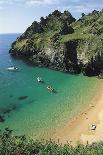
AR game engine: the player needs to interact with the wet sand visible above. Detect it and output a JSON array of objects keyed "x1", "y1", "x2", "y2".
[{"x1": 54, "y1": 82, "x2": 103, "y2": 145}]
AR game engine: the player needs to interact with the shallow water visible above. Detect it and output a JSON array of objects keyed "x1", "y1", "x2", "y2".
[{"x1": 0, "y1": 34, "x2": 101, "y2": 139}]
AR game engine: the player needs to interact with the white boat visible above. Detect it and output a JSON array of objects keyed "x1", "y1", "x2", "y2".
[
  {"x1": 90, "y1": 124, "x2": 96, "y2": 130},
  {"x1": 7, "y1": 66, "x2": 18, "y2": 71},
  {"x1": 37, "y1": 77, "x2": 43, "y2": 82},
  {"x1": 47, "y1": 86, "x2": 54, "y2": 92}
]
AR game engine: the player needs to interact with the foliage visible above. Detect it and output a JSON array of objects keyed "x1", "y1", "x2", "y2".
[
  {"x1": 10, "y1": 9, "x2": 103, "y2": 59},
  {"x1": 9, "y1": 9, "x2": 103, "y2": 75},
  {"x1": 10, "y1": 10, "x2": 75, "y2": 53},
  {"x1": 0, "y1": 129, "x2": 103, "y2": 155}
]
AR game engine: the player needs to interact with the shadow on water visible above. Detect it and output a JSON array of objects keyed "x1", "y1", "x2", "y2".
[
  {"x1": 9, "y1": 95, "x2": 13, "y2": 98},
  {"x1": 0, "y1": 104, "x2": 19, "y2": 123},
  {"x1": 0, "y1": 115, "x2": 5, "y2": 123},
  {"x1": 18, "y1": 96, "x2": 28, "y2": 100},
  {"x1": 0, "y1": 93, "x2": 36, "y2": 123},
  {"x1": 0, "y1": 104, "x2": 18, "y2": 115}
]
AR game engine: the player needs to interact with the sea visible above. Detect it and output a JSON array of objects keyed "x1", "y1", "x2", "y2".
[{"x1": 0, "y1": 34, "x2": 101, "y2": 139}]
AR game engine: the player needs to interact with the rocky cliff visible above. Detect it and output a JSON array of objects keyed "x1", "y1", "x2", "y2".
[{"x1": 10, "y1": 9, "x2": 103, "y2": 76}]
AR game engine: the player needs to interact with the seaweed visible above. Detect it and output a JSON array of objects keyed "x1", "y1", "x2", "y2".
[
  {"x1": 0, "y1": 115, "x2": 5, "y2": 123},
  {"x1": 0, "y1": 104, "x2": 18, "y2": 115},
  {"x1": 18, "y1": 96, "x2": 28, "y2": 100}
]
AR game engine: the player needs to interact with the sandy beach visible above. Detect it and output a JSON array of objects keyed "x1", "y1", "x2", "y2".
[{"x1": 54, "y1": 81, "x2": 103, "y2": 145}]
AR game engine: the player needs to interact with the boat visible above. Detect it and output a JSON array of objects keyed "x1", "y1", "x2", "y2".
[
  {"x1": 7, "y1": 66, "x2": 18, "y2": 71},
  {"x1": 90, "y1": 124, "x2": 96, "y2": 130},
  {"x1": 47, "y1": 85, "x2": 54, "y2": 92},
  {"x1": 37, "y1": 77, "x2": 43, "y2": 82}
]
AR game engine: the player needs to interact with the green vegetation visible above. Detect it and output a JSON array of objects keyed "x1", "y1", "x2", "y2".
[
  {"x1": 10, "y1": 9, "x2": 103, "y2": 76},
  {"x1": 0, "y1": 129, "x2": 103, "y2": 155},
  {"x1": 13, "y1": 39, "x2": 28, "y2": 50}
]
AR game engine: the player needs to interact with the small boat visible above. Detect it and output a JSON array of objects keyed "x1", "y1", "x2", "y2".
[
  {"x1": 37, "y1": 77, "x2": 43, "y2": 82},
  {"x1": 47, "y1": 85, "x2": 54, "y2": 92},
  {"x1": 7, "y1": 66, "x2": 18, "y2": 71},
  {"x1": 90, "y1": 124, "x2": 96, "y2": 130}
]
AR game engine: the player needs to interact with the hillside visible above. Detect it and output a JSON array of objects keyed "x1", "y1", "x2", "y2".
[{"x1": 10, "y1": 9, "x2": 103, "y2": 76}]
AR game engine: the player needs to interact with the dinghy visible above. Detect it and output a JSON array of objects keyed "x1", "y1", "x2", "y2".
[
  {"x1": 90, "y1": 124, "x2": 96, "y2": 130},
  {"x1": 7, "y1": 66, "x2": 18, "y2": 71},
  {"x1": 37, "y1": 77, "x2": 43, "y2": 82},
  {"x1": 47, "y1": 86, "x2": 54, "y2": 92}
]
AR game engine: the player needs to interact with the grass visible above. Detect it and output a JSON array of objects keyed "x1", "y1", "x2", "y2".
[
  {"x1": 0, "y1": 129, "x2": 103, "y2": 155},
  {"x1": 10, "y1": 9, "x2": 103, "y2": 75},
  {"x1": 60, "y1": 33, "x2": 91, "y2": 43},
  {"x1": 14, "y1": 39, "x2": 28, "y2": 50}
]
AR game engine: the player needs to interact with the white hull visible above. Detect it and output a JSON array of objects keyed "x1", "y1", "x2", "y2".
[
  {"x1": 7, "y1": 67, "x2": 18, "y2": 71},
  {"x1": 37, "y1": 77, "x2": 43, "y2": 82}
]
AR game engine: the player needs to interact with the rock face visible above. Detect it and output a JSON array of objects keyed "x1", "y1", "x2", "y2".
[{"x1": 10, "y1": 9, "x2": 103, "y2": 76}]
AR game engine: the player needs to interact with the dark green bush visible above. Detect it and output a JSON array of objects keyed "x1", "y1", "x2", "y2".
[{"x1": 0, "y1": 129, "x2": 103, "y2": 155}]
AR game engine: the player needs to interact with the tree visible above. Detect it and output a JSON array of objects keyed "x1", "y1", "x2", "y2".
[
  {"x1": 60, "y1": 22, "x2": 74, "y2": 35},
  {"x1": 81, "y1": 13, "x2": 85, "y2": 17}
]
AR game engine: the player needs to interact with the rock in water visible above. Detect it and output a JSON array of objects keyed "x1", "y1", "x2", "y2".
[
  {"x1": 18, "y1": 96, "x2": 28, "y2": 100},
  {"x1": 0, "y1": 115, "x2": 5, "y2": 123}
]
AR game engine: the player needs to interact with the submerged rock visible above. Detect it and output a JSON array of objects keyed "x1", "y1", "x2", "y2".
[
  {"x1": 0, "y1": 115, "x2": 5, "y2": 123},
  {"x1": 18, "y1": 96, "x2": 28, "y2": 100},
  {"x1": 3, "y1": 108, "x2": 11, "y2": 114},
  {"x1": 5, "y1": 128, "x2": 13, "y2": 133},
  {"x1": 0, "y1": 104, "x2": 18, "y2": 115},
  {"x1": 9, "y1": 95, "x2": 13, "y2": 98}
]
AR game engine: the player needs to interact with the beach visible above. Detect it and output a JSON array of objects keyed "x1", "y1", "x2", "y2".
[
  {"x1": 1, "y1": 34, "x2": 103, "y2": 146},
  {"x1": 54, "y1": 81, "x2": 103, "y2": 145}
]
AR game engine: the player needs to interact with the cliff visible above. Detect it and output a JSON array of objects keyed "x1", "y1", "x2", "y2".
[{"x1": 10, "y1": 9, "x2": 103, "y2": 76}]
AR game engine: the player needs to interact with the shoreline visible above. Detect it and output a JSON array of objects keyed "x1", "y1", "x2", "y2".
[{"x1": 53, "y1": 81, "x2": 103, "y2": 145}]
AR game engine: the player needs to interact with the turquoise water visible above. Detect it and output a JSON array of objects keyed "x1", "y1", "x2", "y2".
[{"x1": 0, "y1": 34, "x2": 101, "y2": 139}]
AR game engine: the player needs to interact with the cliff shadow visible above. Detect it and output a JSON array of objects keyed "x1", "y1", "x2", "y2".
[{"x1": 64, "y1": 41, "x2": 81, "y2": 73}]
